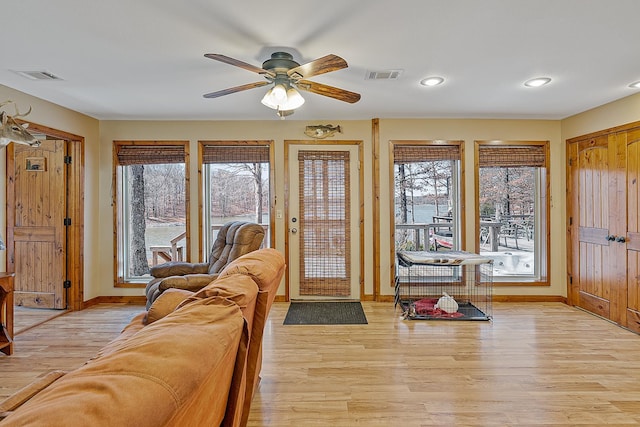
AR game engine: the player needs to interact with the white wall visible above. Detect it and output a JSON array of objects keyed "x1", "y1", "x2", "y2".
[
  {"x1": 10, "y1": 82, "x2": 630, "y2": 302},
  {"x1": 562, "y1": 92, "x2": 640, "y2": 140}
]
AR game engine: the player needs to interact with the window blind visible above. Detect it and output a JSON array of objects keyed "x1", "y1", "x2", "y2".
[
  {"x1": 394, "y1": 144, "x2": 460, "y2": 163},
  {"x1": 478, "y1": 145, "x2": 546, "y2": 167},
  {"x1": 202, "y1": 145, "x2": 270, "y2": 164},
  {"x1": 116, "y1": 144, "x2": 186, "y2": 165}
]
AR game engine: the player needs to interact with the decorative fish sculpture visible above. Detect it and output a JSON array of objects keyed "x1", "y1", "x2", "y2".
[{"x1": 304, "y1": 124, "x2": 342, "y2": 139}]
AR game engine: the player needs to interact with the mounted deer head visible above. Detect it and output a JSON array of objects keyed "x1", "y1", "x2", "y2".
[{"x1": 0, "y1": 100, "x2": 41, "y2": 148}]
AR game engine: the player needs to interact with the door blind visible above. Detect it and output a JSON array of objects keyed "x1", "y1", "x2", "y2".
[{"x1": 298, "y1": 150, "x2": 351, "y2": 296}]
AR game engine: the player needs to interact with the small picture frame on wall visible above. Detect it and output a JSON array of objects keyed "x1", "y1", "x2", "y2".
[{"x1": 26, "y1": 157, "x2": 46, "y2": 171}]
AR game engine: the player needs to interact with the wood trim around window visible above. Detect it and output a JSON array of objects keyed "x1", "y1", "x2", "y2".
[
  {"x1": 197, "y1": 140, "x2": 276, "y2": 261},
  {"x1": 112, "y1": 140, "x2": 190, "y2": 288},
  {"x1": 474, "y1": 140, "x2": 550, "y2": 286}
]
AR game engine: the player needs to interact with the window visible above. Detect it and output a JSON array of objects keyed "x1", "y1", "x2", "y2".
[
  {"x1": 391, "y1": 141, "x2": 464, "y2": 253},
  {"x1": 475, "y1": 141, "x2": 549, "y2": 283},
  {"x1": 200, "y1": 142, "x2": 273, "y2": 260},
  {"x1": 114, "y1": 141, "x2": 189, "y2": 285}
]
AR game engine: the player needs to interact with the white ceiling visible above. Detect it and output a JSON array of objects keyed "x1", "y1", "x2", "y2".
[{"x1": 2, "y1": 0, "x2": 640, "y2": 121}]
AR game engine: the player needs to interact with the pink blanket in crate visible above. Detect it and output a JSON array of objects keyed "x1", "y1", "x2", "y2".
[{"x1": 414, "y1": 298, "x2": 464, "y2": 318}]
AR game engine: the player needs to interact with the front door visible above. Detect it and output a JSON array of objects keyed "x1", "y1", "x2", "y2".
[
  {"x1": 287, "y1": 143, "x2": 360, "y2": 300},
  {"x1": 7, "y1": 140, "x2": 68, "y2": 309}
]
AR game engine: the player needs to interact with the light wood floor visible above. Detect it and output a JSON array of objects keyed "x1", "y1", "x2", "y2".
[
  {"x1": 2, "y1": 302, "x2": 640, "y2": 426},
  {"x1": 13, "y1": 306, "x2": 68, "y2": 335}
]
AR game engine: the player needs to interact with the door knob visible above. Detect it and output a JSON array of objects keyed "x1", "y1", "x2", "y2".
[
  {"x1": 615, "y1": 236, "x2": 626, "y2": 243},
  {"x1": 291, "y1": 228, "x2": 297, "y2": 234},
  {"x1": 606, "y1": 235, "x2": 616, "y2": 241}
]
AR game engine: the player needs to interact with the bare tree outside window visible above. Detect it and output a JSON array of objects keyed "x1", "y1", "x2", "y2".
[
  {"x1": 129, "y1": 164, "x2": 148, "y2": 276},
  {"x1": 204, "y1": 161, "x2": 270, "y2": 254},
  {"x1": 479, "y1": 168, "x2": 535, "y2": 219},
  {"x1": 209, "y1": 163, "x2": 268, "y2": 223}
]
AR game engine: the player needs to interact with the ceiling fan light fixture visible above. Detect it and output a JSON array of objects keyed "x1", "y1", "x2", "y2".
[
  {"x1": 524, "y1": 77, "x2": 551, "y2": 88},
  {"x1": 284, "y1": 87, "x2": 305, "y2": 110},
  {"x1": 271, "y1": 84, "x2": 287, "y2": 103},
  {"x1": 261, "y1": 85, "x2": 305, "y2": 111},
  {"x1": 261, "y1": 88, "x2": 279, "y2": 109}
]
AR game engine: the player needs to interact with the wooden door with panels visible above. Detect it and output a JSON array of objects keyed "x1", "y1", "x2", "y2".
[
  {"x1": 568, "y1": 125, "x2": 640, "y2": 331},
  {"x1": 7, "y1": 140, "x2": 68, "y2": 309}
]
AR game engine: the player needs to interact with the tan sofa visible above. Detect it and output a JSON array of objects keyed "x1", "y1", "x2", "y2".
[{"x1": 0, "y1": 248, "x2": 285, "y2": 427}]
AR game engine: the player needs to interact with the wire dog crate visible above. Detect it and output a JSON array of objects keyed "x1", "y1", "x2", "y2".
[{"x1": 395, "y1": 250, "x2": 493, "y2": 321}]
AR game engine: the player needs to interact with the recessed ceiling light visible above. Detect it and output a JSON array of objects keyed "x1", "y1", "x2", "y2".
[
  {"x1": 524, "y1": 77, "x2": 551, "y2": 88},
  {"x1": 629, "y1": 81, "x2": 640, "y2": 89},
  {"x1": 420, "y1": 76, "x2": 444, "y2": 87}
]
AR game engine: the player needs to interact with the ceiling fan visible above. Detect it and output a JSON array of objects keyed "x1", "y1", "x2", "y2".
[{"x1": 203, "y1": 51, "x2": 361, "y2": 118}]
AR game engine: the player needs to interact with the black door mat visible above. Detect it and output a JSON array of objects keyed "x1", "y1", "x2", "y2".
[{"x1": 284, "y1": 301, "x2": 368, "y2": 325}]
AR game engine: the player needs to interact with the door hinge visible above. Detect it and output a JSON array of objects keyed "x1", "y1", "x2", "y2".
[
  {"x1": 64, "y1": 218, "x2": 72, "y2": 226},
  {"x1": 568, "y1": 158, "x2": 572, "y2": 167},
  {"x1": 64, "y1": 155, "x2": 72, "y2": 164},
  {"x1": 569, "y1": 276, "x2": 573, "y2": 285},
  {"x1": 569, "y1": 217, "x2": 573, "y2": 226},
  {"x1": 63, "y1": 280, "x2": 71, "y2": 289}
]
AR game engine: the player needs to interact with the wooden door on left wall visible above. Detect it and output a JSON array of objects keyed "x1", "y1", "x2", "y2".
[{"x1": 7, "y1": 140, "x2": 67, "y2": 309}]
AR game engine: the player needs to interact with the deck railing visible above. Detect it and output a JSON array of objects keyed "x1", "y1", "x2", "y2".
[
  {"x1": 396, "y1": 215, "x2": 531, "y2": 252},
  {"x1": 395, "y1": 222, "x2": 454, "y2": 251}
]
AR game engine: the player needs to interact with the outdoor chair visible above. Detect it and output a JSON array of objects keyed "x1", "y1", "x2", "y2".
[{"x1": 144, "y1": 220, "x2": 265, "y2": 308}]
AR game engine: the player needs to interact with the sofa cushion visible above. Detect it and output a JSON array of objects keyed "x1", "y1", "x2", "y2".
[
  {"x1": 1, "y1": 297, "x2": 246, "y2": 427},
  {"x1": 158, "y1": 273, "x2": 219, "y2": 292},
  {"x1": 218, "y1": 248, "x2": 285, "y2": 292},
  {"x1": 177, "y1": 274, "x2": 259, "y2": 314},
  {"x1": 145, "y1": 288, "x2": 194, "y2": 325}
]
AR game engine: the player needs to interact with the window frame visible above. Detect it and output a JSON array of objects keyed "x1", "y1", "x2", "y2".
[
  {"x1": 389, "y1": 139, "x2": 466, "y2": 259},
  {"x1": 474, "y1": 140, "x2": 550, "y2": 285},
  {"x1": 198, "y1": 140, "x2": 275, "y2": 261},
  {"x1": 112, "y1": 140, "x2": 190, "y2": 287}
]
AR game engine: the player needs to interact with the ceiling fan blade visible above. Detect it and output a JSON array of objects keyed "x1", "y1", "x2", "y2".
[
  {"x1": 296, "y1": 80, "x2": 361, "y2": 104},
  {"x1": 287, "y1": 54, "x2": 348, "y2": 79},
  {"x1": 203, "y1": 81, "x2": 270, "y2": 98},
  {"x1": 204, "y1": 54, "x2": 275, "y2": 78}
]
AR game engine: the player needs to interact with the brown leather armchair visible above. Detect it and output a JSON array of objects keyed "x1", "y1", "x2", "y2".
[{"x1": 144, "y1": 221, "x2": 265, "y2": 308}]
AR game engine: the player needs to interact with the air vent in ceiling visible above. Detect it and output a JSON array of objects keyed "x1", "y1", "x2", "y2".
[
  {"x1": 12, "y1": 70, "x2": 62, "y2": 81},
  {"x1": 365, "y1": 69, "x2": 403, "y2": 80}
]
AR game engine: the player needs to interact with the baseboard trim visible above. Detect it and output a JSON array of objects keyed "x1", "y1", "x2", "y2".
[
  {"x1": 83, "y1": 295, "x2": 146, "y2": 309},
  {"x1": 492, "y1": 295, "x2": 567, "y2": 303},
  {"x1": 82, "y1": 294, "x2": 566, "y2": 307}
]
